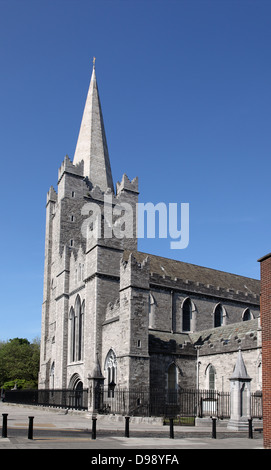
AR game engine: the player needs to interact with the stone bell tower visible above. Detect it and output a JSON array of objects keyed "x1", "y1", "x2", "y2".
[{"x1": 39, "y1": 60, "x2": 138, "y2": 390}]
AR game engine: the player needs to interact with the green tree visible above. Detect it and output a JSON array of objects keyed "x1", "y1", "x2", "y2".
[{"x1": 0, "y1": 337, "x2": 40, "y2": 389}]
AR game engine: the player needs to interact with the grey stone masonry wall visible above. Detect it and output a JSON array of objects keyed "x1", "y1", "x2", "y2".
[
  {"x1": 146, "y1": 284, "x2": 259, "y2": 334},
  {"x1": 190, "y1": 319, "x2": 262, "y2": 392},
  {"x1": 39, "y1": 148, "x2": 139, "y2": 389},
  {"x1": 149, "y1": 331, "x2": 196, "y2": 390},
  {"x1": 118, "y1": 254, "x2": 150, "y2": 388}
]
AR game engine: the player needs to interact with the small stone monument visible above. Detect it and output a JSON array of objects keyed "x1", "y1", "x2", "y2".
[
  {"x1": 227, "y1": 349, "x2": 251, "y2": 430},
  {"x1": 87, "y1": 352, "x2": 104, "y2": 414}
]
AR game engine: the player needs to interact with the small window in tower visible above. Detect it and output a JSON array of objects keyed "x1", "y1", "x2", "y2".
[
  {"x1": 70, "y1": 214, "x2": 75, "y2": 222},
  {"x1": 71, "y1": 191, "x2": 75, "y2": 198},
  {"x1": 137, "y1": 340, "x2": 141, "y2": 348},
  {"x1": 70, "y1": 239, "x2": 74, "y2": 247}
]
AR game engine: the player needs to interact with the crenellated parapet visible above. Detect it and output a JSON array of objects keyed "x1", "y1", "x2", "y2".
[
  {"x1": 46, "y1": 186, "x2": 57, "y2": 205},
  {"x1": 116, "y1": 174, "x2": 139, "y2": 195},
  {"x1": 148, "y1": 271, "x2": 260, "y2": 305},
  {"x1": 120, "y1": 253, "x2": 149, "y2": 291},
  {"x1": 58, "y1": 154, "x2": 84, "y2": 183}
]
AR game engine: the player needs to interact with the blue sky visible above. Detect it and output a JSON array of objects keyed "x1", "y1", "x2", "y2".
[{"x1": 0, "y1": 0, "x2": 270, "y2": 341}]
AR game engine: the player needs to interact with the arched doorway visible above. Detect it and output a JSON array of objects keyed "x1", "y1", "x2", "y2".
[
  {"x1": 68, "y1": 374, "x2": 84, "y2": 409},
  {"x1": 75, "y1": 380, "x2": 83, "y2": 391},
  {"x1": 104, "y1": 349, "x2": 117, "y2": 397}
]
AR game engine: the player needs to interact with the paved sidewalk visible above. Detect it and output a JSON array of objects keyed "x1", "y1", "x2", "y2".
[{"x1": 0, "y1": 402, "x2": 264, "y2": 449}]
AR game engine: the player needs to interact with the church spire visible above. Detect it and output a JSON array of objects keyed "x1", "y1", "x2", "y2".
[{"x1": 73, "y1": 59, "x2": 114, "y2": 193}]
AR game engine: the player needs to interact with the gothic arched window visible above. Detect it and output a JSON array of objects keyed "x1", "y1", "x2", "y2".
[
  {"x1": 243, "y1": 308, "x2": 252, "y2": 322},
  {"x1": 69, "y1": 307, "x2": 76, "y2": 362},
  {"x1": 214, "y1": 304, "x2": 223, "y2": 328},
  {"x1": 208, "y1": 365, "x2": 215, "y2": 390},
  {"x1": 74, "y1": 295, "x2": 81, "y2": 361},
  {"x1": 69, "y1": 295, "x2": 84, "y2": 363},
  {"x1": 78, "y1": 300, "x2": 84, "y2": 361},
  {"x1": 182, "y1": 298, "x2": 192, "y2": 332}
]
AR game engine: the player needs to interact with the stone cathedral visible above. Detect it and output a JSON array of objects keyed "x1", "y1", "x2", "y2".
[{"x1": 39, "y1": 63, "x2": 262, "y2": 397}]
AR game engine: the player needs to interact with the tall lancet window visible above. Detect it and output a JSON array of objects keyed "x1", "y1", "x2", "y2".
[
  {"x1": 78, "y1": 300, "x2": 85, "y2": 361},
  {"x1": 182, "y1": 298, "x2": 192, "y2": 332},
  {"x1": 74, "y1": 295, "x2": 81, "y2": 362},
  {"x1": 214, "y1": 304, "x2": 224, "y2": 328},
  {"x1": 69, "y1": 295, "x2": 84, "y2": 363},
  {"x1": 208, "y1": 365, "x2": 216, "y2": 390},
  {"x1": 69, "y1": 307, "x2": 76, "y2": 363}
]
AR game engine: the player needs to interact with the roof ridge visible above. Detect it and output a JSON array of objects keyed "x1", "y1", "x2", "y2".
[{"x1": 134, "y1": 250, "x2": 260, "y2": 283}]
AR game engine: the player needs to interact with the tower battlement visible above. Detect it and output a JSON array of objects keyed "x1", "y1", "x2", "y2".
[
  {"x1": 46, "y1": 186, "x2": 57, "y2": 205},
  {"x1": 120, "y1": 253, "x2": 149, "y2": 290},
  {"x1": 58, "y1": 154, "x2": 84, "y2": 183},
  {"x1": 116, "y1": 174, "x2": 139, "y2": 195}
]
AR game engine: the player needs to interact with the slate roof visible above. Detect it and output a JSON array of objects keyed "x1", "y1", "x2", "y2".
[
  {"x1": 124, "y1": 251, "x2": 260, "y2": 300},
  {"x1": 149, "y1": 330, "x2": 195, "y2": 356},
  {"x1": 148, "y1": 319, "x2": 260, "y2": 356},
  {"x1": 189, "y1": 318, "x2": 260, "y2": 354},
  {"x1": 190, "y1": 318, "x2": 259, "y2": 344}
]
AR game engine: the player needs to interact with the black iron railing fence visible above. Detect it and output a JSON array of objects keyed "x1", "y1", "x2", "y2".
[
  {"x1": 251, "y1": 391, "x2": 263, "y2": 419},
  {"x1": 3, "y1": 387, "x2": 262, "y2": 419},
  {"x1": 4, "y1": 388, "x2": 88, "y2": 410},
  {"x1": 96, "y1": 387, "x2": 231, "y2": 418}
]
